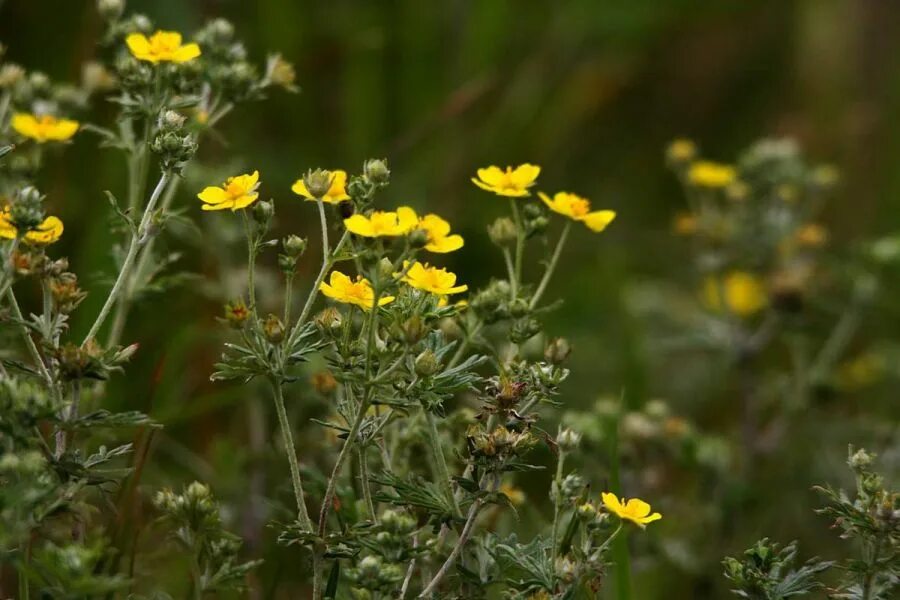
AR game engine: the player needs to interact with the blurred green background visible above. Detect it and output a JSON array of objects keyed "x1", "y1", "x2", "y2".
[{"x1": 3, "y1": 0, "x2": 900, "y2": 597}]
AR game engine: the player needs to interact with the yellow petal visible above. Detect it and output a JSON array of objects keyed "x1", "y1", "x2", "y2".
[
  {"x1": 125, "y1": 33, "x2": 152, "y2": 59},
  {"x1": 624, "y1": 498, "x2": 652, "y2": 518},
  {"x1": 425, "y1": 234, "x2": 464, "y2": 253},
  {"x1": 396, "y1": 206, "x2": 418, "y2": 233},
  {"x1": 197, "y1": 186, "x2": 229, "y2": 205},
  {"x1": 230, "y1": 192, "x2": 259, "y2": 210},
  {"x1": 11, "y1": 114, "x2": 39, "y2": 139},
  {"x1": 173, "y1": 42, "x2": 201, "y2": 63},
  {"x1": 377, "y1": 295, "x2": 395, "y2": 307},
  {"x1": 472, "y1": 177, "x2": 498, "y2": 193},
  {"x1": 291, "y1": 179, "x2": 313, "y2": 200},
  {"x1": 25, "y1": 216, "x2": 64, "y2": 245},
  {"x1": 476, "y1": 166, "x2": 505, "y2": 186},
  {"x1": 510, "y1": 163, "x2": 540, "y2": 187},
  {"x1": 580, "y1": 210, "x2": 616, "y2": 232},
  {"x1": 344, "y1": 214, "x2": 374, "y2": 237}
]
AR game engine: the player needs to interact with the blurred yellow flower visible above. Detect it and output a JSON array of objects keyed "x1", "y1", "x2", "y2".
[
  {"x1": 666, "y1": 138, "x2": 697, "y2": 163},
  {"x1": 703, "y1": 271, "x2": 767, "y2": 317},
  {"x1": 197, "y1": 171, "x2": 260, "y2": 211},
  {"x1": 538, "y1": 191, "x2": 616, "y2": 232},
  {"x1": 344, "y1": 206, "x2": 417, "y2": 237},
  {"x1": 688, "y1": 161, "x2": 736, "y2": 188},
  {"x1": 291, "y1": 169, "x2": 351, "y2": 204},
  {"x1": 672, "y1": 212, "x2": 698, "y2": 235},
  {"x1": 499, "y1": 483, "x2": 525, "y2": 506},
  {"x1": 418, "y1": 214, "x2": 464, "y2": 253},
  {"x1": 472, "y1": 164, "x2": 540, "y2": 197},
  {"x1": 401, "y1": 262, "x2": 467, "y2": 296},
  {"x1": 11, "y1": 113, "x2": 79, "y2": 143},
  {"x1": 319, "y1": 270, "x2": 394, "y2": 310},
  {"x1": 794, "y1": 223, "x2": 828, "y2": 248},
  {"x1": 126, "y1": 31, "x2": 201, "y2": 64},
  {"x1": 601, "y1": 492, "x2": 662, "y2": 528},
  {"x1": 0, "y1": 210, "x2": 64, "y2": 245}
]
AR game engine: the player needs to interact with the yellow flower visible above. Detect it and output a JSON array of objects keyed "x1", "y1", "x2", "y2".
[
  {"x1": 538, "y1": 191, "x2": 616, "y2": 232},
  {"x1": 601, "y1": 492, "x2": 662, "y2": 528},
  {"x1": 666, "y1": 138, "x2": 697, "y2": 163},
  {"x1": 291, "y1": 169, "x2": 351, "y2": 204},
  {"x1": 11, "y1": 113, "x2": 79, "y2": 143},
  {"x1": 344, "y1": 206, "x2": 418, "y2": 237},
  {"x1": 197, "y1": 171, "x2": 261, "y2": 211},
  {"x1": 703, "y1": 271, "x2": 767, "y2": 317},
  {"x1": 471, "y1": 164, "x2": 540, "y2": 197},
  {"x1": 418, "y1": 214, "x2": 464, "y2": 253},
  {"x1": 126, "y1": 31, "x2": 201, "y2": 64},
  {"x1": 401, "y1": 262, "x2": 467, "y2": 296},
  {"x1": 688, "y1": 161, "x2": 736, "y2": 188},
  {"x1": 499, "y1": 483, "x2": 525, "y2": 506},
  {"x1": 319, "y1": 271, "x2": 394, "y2": 310},
  {"x1": 0, "y1": 209, "x2": 64, "y2": 245}
]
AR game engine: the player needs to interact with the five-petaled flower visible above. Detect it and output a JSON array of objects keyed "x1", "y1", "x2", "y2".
[
  {"x1": 0, "y1": 209, "x2": 64, "y2": 245},
  {"x1": 688, "y1": 161, "x2": 736, "y2": 188},
  {"x1": 401, "y1": 262, "x2": 468, "y2": 296},
  {"x1": 418, "y1": 214, "x2": 464, "y2": 253},
  {"x1": 11, "y1": 113, "x2": 79, "y2": 143},
  {"x1": 472, "y1": 164, "x2": 541, "y2": 197},
  {"x1": 197, "y1": 171, "x2": 261, "y2": 211},
  {"x1": 291, "y1": 169, "x2": 352, "y2": 204},
  {"x1": 344, "y1": 207, "x2": 417, "y2": 237},
  {"x1": 538, "y1": 191, "x2": 616, "y2": 233},
  {"x1": 320, "y1": 271, "x2": 394, "y2": 310},
  {"x1": 601, "y1": 492, "x2": 662, "y2": 528},
  {"x1": 126, "y1": 30, "x2": 201, "y2": 64}
]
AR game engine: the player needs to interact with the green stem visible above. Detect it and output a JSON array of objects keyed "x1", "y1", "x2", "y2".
[
  {"x1": 509, "y1": 199, "x2": 524, "y2": 292},
  {"x1": 358, "y1": 447, "x2": 377, "y2": 521},
  {"x1": 6, "y1": 289, "x2": 52, "y2": 384},
  {"x1": 242, "y1": 210, "x2": 258, "y2": 311},
  {"x1": 551, "y1": 448, "x2": 567, "y2": 562},
  {"x1": 270, "y1": 380, "x2": 313, "y2": 530},
  {"x1": 502, "y1": 247, "x2": 517, "y2": 299},
  {"x1": 530, "y1": 222, "x2": 570, "y2": 309},
  {"x1": 418, "y1": 498, "x2": 484, "y2": 598},
  {"x1": 424, "y1": 410, "x2": 462, "y2": 518},
  {"x1": 83, "y1": 172, "x2": 170, "y2": 346}
]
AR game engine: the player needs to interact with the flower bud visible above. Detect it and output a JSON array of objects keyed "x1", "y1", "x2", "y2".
[
  {"x1": 508, "y1": 298, "x2": 529, "y2": 318},
  {"x1": 408, "y1": 228, "x2": 429, "y2": 248},
  {"x1": 281, "y1": 233, "x2": 306, "y2": 256},
  {"x1": 557, "y1": 427, "x2": 581, "y2": 451},
  {"x1": 263, "y1": 314, "x2": 285, "y2": 344},
  {"x1": 848, "y1": 447, "x2": 875, "y2": 472},
  {"x1": 401, "y1": 315, "x2": 426, "y2": 344},
  {"x1": 252, "y1": 199, "x2": 274, "y2": 224},
  {"x1": 377, "y1": 257, "x2": 393, "y2": 281},
  {"x1": 544, "y1": 337, "x2": 571, "y2": 364},
  {"x1": 0, "y1": 64, "x2": 25, "y2": 88},
  {"x1": 303, "y1": 169, "x2": 334, "y2": 199},
  {"x1": 414, "y1": 349, "x2": 441, "y2": 377},
  {"x1": 81, "y1": 61, "x2": 116, "y2": 94},
  {"x1": 488, "y1": 217, "x2": 517, "y2": 247},
  {"x1": 113, "y1": 343, "x2": 140, "y2": 363},
  {"x1": 363, "y1": 158, "x2": 390, "y2": 184},
  {"x1": 311, "y1": 370, "x2": 337, "y2": 395},
  {"x1": 576, "y1": 502, "x2": 597, "y2": 520},
  {"x1": 266, "y1": 54, "x2": 297, "y2": 91},
  {"x1": 97, "y1": 0, "x2": 124, "y2": 20},
  {"x1": 224, "y1": 299, "x2": 250, "y2": 329},
  {"x1": 315, "y1": 307, "x2": 342, "y2": 332},
  {"x1": 131, "y1": 14, "x2": 152, "y2": 33}
]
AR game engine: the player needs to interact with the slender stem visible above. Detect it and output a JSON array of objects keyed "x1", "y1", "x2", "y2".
[
  {"x1": 424, "y1": 410, "x2": 462, "y2": 518},
  {"x1": 283, "y1": 272, "x2": 295, "y2": 324},
  {"x1": 270, "y1": 380, "x2": 313, "y2": 530},
  {"x1": 82, "y1": 172, "x2": 170, "y2": 346},
  {"x1": 357, "y1": 447, "x2": 376, "y2": 521},
  {"x1": 54, "y1": 382, "x2": 79, "y2": 458},
  {"x1": 242, "y1": 210, "x2": 258, "y2": 310},
  {"x1": 509, "y1": 199, "x2": 524, "y2": 291},
  {"x1": 501, "y1": 247, "x2": 517, "y2": 299},
  {"x1": 551, "y1": 448, "x2": 567, "y2": 562},
  {"x1": 294, "y1": 203, "x2": 344, "y2": 334},
  {"x1": 6, "y1": 289, "x2": 52, "y2": 384},
  {"x1": 400, "y1": 536, "x2": 418, "y2": 598},
  {"x1": 530, "y1": 222, "x2": 570, "y2": 309},
  {"x1": 418, "y1": 499, "x2": 484, "y2": 598}
]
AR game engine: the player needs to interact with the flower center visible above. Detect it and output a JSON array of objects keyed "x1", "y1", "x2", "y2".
[{"x1": 225, "y1": 179, "x2": 246, "y2": 199}]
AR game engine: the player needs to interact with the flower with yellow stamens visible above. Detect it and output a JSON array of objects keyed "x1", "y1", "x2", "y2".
[
  {"x1": 538, "y1": 191, "x2": 616, "y2": 233},
  {"x1": 291, "y1": 169, "x2": 351, "y2": 204},
  {"x1": 703, "y1": 270, "x2": 767, "y2": 317},
  {"x1": 126, "y1": 31, "x2": 201, "y2": 64},
  {"x1": 601, "y1": 492, "x2": 662, "y2": 528},
  {"x1": 417, "y1": 214, "x2": 464, "y2": 253},
  {"x1": 197, "y1": 171, "x2": 261, "y2": 211},
  {"x1": 471, "y1": 164, "x2": 540, "y2": 197},
  {"x1": 344, "y1": 206, "x2": 418, "y2": 237},
  {"x1": 0, "y1": 209, "x2": 64, "y2": 245},
  {"x1": 401, "y1": 262, "x2": 467, "y2": 296},
  {"x1": 11, "y1": 113, "x2": 79, "y2": 143},
  {"x1": 319, "y1": 271, "x2": 394, "y2": 310},
  {"x1": 687, "y1": 161, "x2": 737, "y2": 188}
]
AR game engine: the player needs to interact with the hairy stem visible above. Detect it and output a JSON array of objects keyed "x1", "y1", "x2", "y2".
[
  {"x1": 270, "y1": 380, "x2": 313, "y2": 530},
  {"x1": 509, "y1": 199, "x2": 524, "y2": 292},
  {"x1": 530, "y1": 221, "x2": 570, "y2": 309},
  {"x1": 357, "y1": 447, "x2": 376, "y2": 521},
  {"x1": 551, "y1": 448, "x2": 567, "y2": 562},
  {"x1": 418, "y1": 499, "x2": 484, "y2": 598},
  {"x1": 82, "y1": 172, "x2": 170, "y2": 346}
]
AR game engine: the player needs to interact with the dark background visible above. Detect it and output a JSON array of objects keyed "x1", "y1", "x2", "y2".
[{"x1": 3, "y1": 1, "x2": 899, "y2": 597}]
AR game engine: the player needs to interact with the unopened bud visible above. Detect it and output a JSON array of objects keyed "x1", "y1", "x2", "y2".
[
  {"x1": 252, "y1": 199, "x2": 274, "y2": 224},
  {"x1": 363, "y1": 158, "x2": 390, "y2": 185},
  {"x1": 488, "y1": 217, "x2": 517, "y2": 247},
  {"x1": 315, "y1": 306, "x2": 342, "y2": 332},
  {"x1": 262, "y1": 314, "x2": 285, "y2": 343},
  {"x1": 303, "y1": 169, "x2": 333, "y2": 199},
  {"x1": 408, "y1": 228, "x2": 429, "y2": 248},
  {"x1": 557, "y1": 427, "x2": 581, "y2": 451},
  {"x1": 414, "y1": 349, "x2": 441, "y2": 377},
  {"x1": 224, "y1": 299, "x2": 250, "y2": 329},
  {"x1": 161, "y1": 109, "x2": 186, "y2": 129},
  {"x1": 97, "y1": 0, "x2": 124, "y2": 21}
]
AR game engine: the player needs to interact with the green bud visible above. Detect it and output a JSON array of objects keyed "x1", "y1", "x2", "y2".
[
  {"x1": 303, "y1": 168, "x2": 334, "y2": 199},
  {"x1": 523, "y1": 203, "x2": 542, "y2": 219},
  {"x1": 414, "y1": 349, "x2": 441, "y2": 377},
  {"x1": 315, "y1": 307, "x2": 342, "y2": 332},
  {"x1": 283, "y1": 234, "x2": 307, "y2": 257},
  {"x1": 576, "y1": 502, "x2": 597, "y2": 521},
  {"x1": 262, "y1": 314, "x2": 285, "y2": 343},
  {"x1": 377, "y1": 257, "x2": 393, "y2": 281},
  {"x1": 278, "y1": 254, "x2": 296, "y2": 273},
  {"x1": 363, "y1": 158, "x2": 390, "y2": 184},
  {"x1": 97, "y1": 0, "x2": 125, "y2": 20},
  {"x1": 401, "y1": 315, "x2": 426, "y2": 344},
  {"x1": 224, "y1": 300, "x2": 250, "y2": 329},
  {"x1": 488, "y1": 217, "x2": 517, "y2": 247},
  {"x1": 509, "y1": 298, "x2": 529, "y2": 318},
  {"x1": 557, "y1": 427, "x2": 581, "y2": 451},
  {"x1": 408, "y1": 228, "x2": 429, "y2": 248},
  {"x1": 253, "y1": 199, "x2": 274, "y2": 224}
]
